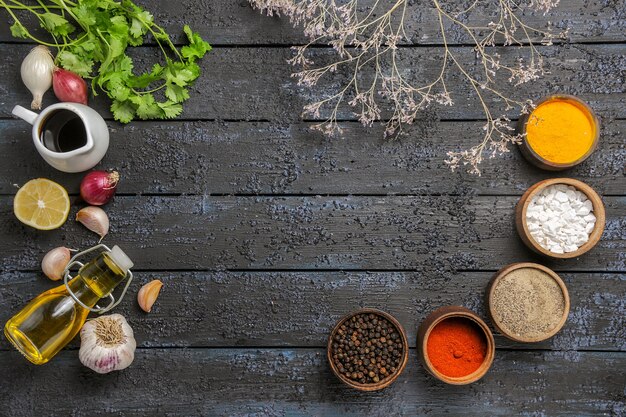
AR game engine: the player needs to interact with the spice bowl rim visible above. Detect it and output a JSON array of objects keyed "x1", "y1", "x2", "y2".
[
  {"x1": 327, "y1": 307, "x2": 409, "y2": 392},
  {"x1": 515, "y1": 177, "x2": 606, "y2": 259},
  {"x1": 517, "y1": 94, "x2": 600, "y2": 171},
  {"x1": 487, "y1": 262, "x2": 570, "y2": 343},
  {"x1": 417, "y1": 306, "x2": 495, "y2": 385}
]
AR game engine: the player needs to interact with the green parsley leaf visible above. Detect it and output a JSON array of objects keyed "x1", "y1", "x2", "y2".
[
  {"x1": 40, "y1": 13, "x2": 74, "y2": 37},
  {"x1": 185, "y1": 62, "x2": 201, "y2": 79},
  {"x1": 76, "y1": 37, "x2": 98, "y2": 53},
  {"x1": 73, "y1": 5, "x2": 97, "y2": 26},
  {"x1": 181, "y1": 25, "x2": 211, "y2": 62},
  {"x1": 109, "y1": 83, "x2": 132, "y2": 102},
  {"x1": 108, "y1": 16, "x2": 129, "y2": 37},
  {"x1": 111, "y1": 100, "x2": 136, "y2": 124},
  {"x1": 158, "y1": 101, "x2": 183, "y2": 119},
  {"x1": 109, "y1": 35, "x2": 127, "y2": 58},
  {"x1": 98, "y1": 35, "x2": 127, "y2": 79},
  {"x1": 129, "y1": 76, "x2": 157, "y2": 89},
  {"x1": 10, "y1": 22, "x2": 28, "y2": 38},
  {"x1": 138, "y1": 10, "x2": 153, "y2": 24},
  {"x1": 57, "y1": 51, "x2": 93, "y2": 76},
  {"x1": 114, "y1": 55, "x2": 134, "y2": 76},
  {"x1": 103, "y1": 73, "x2": 132, "y2": 101},
  {"x1": 153, "y1": 31, "x2": 171, "y2": 44},
  {"x1": 129, "y1": 18, "x2": 145, "y2": 38},
  {"x1": 130, "y1": 10, "x2": 154, "y2": 38},
  {"x1": 165, "y1": 84, "x2": 190, "y2": 103},
  {"x1": 131, "y1": 94, "x2": 164, "y2": 119},
  {"x1": 165, "y1": 62, "x2": 200, "y2": 87}
]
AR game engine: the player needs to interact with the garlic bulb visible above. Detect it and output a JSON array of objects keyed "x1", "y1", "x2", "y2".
[
  {"x1": 76, "y1": 206, "x2": 109, "y2": 241},
  {"x1": 79, "y1": 314, "x2": 136, "y2": 374},
  {"x1": 41, "y1": 246, "x2": 72, "y2": 281},
  {"x1": 21, "y1": 46, "x2": 55, "y2": 110}
]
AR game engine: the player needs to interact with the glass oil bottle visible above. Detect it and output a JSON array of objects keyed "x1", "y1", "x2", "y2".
[{"x1": 4, "y1": 245, "x2": 133, "y2": 365}]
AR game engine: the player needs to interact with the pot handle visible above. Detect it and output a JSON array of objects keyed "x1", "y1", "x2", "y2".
[{"x1": 12, "y1": 105, "x2": 38, "y2": 125}]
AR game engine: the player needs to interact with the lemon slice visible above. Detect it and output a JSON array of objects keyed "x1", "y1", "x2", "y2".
[{"x1": 14, "y1": 178, "x2": 70, "y2": 230}]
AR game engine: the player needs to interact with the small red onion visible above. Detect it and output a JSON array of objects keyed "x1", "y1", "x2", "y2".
[
  {"x1": 53, "y1": 68, "x2": 88, "y2": 105},
  {"x1": 80, "y1": 170, "x2": 120, "y2": 206}
]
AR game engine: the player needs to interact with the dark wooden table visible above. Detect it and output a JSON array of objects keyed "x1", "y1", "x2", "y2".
[{"x1": 0, "y1": 1, "x2": 625, "y2": 415}]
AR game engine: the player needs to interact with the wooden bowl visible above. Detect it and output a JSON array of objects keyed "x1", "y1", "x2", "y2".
[
  {"x1": 516, "y1": 178, "x2": 606, "y2": 259},
  {"x1": 487, "y1": 263, "x2": 570, "y2": 343},
  {"x1": 327, "y1": 308, "x2": 409, "y2": 391},
  {"x1": 517, "y1": 94, "x2": 600, "y2": 171},
  {"x1": 417, "y1": 306, "x2": 495, "y2": 385}
]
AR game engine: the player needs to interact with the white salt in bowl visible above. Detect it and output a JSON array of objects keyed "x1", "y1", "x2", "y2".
[{"x1": 516, "y1": 178, "x2": 606, "y2": 259}]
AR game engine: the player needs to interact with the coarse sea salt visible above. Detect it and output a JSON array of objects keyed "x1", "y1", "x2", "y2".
[{"x1": 525, "y1": 184, "x2": 596, "y2": 254}]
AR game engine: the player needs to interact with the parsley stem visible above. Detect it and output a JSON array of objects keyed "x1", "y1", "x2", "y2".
[
  {"x1": 121, "y1": 5, "x2": 182, "y2": 61},
  {"x1": 0, "y1": 0, "x2": 59, "y2": 46},
  {"x1": 1, "y1": 0, "x2": 91, "y2": 48},
  {"x1": 7, "y1": 0, "x2": 58, "y2": 48},
  {"x1": 133, "y1": 83, "x2": 167, "y2": 95},
  {"x1": 3, "y1": 4, "x2": 64, "y2": 8},
  {"x1": 34, "y1": 0, "x2": 50, "y2": 13},
  {"x1": 144, "y1": 23, "x2": 177, "y2": 60},
  {"x1": 53, "y1": 0, "x2": 84, "y2": 32}
]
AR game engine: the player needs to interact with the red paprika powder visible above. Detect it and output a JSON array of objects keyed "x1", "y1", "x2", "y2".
[{"x1": 426, "y1": 317, "x2": 487, "y2": 378}]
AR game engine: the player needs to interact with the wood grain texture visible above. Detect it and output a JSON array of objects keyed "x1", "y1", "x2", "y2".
[
  {"x1": 0, "y1": 1, "x2": 624, "y2": 414},
  {"x1": 1, "y1": 271, "x2": 623, "y2": 351},
  {"x1": 1, "y1": 43, "x2": 624, "y2": 121},
  {"x1": 1, "y1": 119, "x2": 624, "y2": 196},
  {"x1": 0, "y1": 195, "x2": 624, "y2": 272},
  {"x1": 0, "y1": 0, "x2": 624, "y2": 45},
  {"x1": 0, "y1": 349, "x2": 624, "y2": 416}
]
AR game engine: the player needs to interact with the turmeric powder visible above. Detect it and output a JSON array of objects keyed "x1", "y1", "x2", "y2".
[{"x1": 525, "y1": 98, "x2": 596, "y2": 164}]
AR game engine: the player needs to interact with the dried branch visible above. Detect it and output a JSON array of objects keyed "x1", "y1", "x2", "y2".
[{"x1": 250, "y1": 0, "x2": 567, "y2": 174}]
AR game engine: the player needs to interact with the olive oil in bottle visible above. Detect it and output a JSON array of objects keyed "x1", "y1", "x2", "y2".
[{"x1": 4, "y1": 246, "x2": 133, "y2": 365}]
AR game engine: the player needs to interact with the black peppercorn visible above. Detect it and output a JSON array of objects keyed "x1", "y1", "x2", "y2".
[{"x1": 331, "y1": 313, "x2": 404, "y2": 385}]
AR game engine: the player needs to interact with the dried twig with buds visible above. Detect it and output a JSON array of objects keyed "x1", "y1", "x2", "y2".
[{"x1": 250, "y1": 0, "x2": 567, "y2": 174}]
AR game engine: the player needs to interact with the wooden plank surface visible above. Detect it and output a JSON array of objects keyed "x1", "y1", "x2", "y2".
[
  {"x1": 1, "y1": 0, "x2": 625, "y2": 45},
  {"x1": 0, "y1": 349, "x2": 624, "y2": 416},
  {"x1": 1, "y1": 119, "x2": 624, "y2": 196},
  {"x1": 1, "y1": 271, "x2": 623, "y2": 351},
  {"x1": 0, "y1": 1, "x2": 624, "y2": 415},
  {"x1": 0, "y1": 195, "x2": 624, "y2": 272},
  {"x1": 1, "y1": 43, "x2": 625, "y2": 121}
]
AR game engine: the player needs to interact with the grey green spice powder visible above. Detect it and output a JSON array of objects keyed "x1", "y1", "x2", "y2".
[{"x1": 491, "y1": 267, "x2": 567, "y2": 340}]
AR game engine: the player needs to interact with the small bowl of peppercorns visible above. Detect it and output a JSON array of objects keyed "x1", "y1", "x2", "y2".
[{"x1": 327, "y1": 308, "x2": 409, "y2": 391}]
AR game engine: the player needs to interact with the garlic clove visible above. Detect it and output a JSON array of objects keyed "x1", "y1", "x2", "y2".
[
  {"x1": 41, "y1": 246, "x2": 72, "y2": 281},
  {"x1": 76, "y1": 206, "x2": 109, "y2": 241},
  {"x1": 137, "y1": 280, "x2": 163, "y2": 313},
  {"x1": 79, "y1": 314, "x2": 136, "y2": 374}
]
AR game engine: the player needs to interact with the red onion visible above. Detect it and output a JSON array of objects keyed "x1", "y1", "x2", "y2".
[
  {"x1": 80, "y1": 170, "x2": 120, "y2": 205},
  {"x1": 53, "y1": 68, "x2": 88, "y2": 105}
]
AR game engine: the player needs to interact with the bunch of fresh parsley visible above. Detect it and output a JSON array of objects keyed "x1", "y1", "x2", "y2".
[{"x1": 4, "y1": 0, "x2": 211, "y2": 123}]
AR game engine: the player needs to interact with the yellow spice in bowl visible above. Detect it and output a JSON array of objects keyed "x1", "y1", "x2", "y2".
[{"x1": 525, "y1": 98, "x2": 596, "y2": 164}]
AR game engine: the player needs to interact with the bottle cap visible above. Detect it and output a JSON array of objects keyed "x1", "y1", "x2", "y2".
[{"x1": 109, "y1": 245, "x2": 134, "y2": 273}]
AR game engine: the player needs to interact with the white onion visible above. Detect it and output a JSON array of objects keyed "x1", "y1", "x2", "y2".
[{"x1": 21, "y1": 45, "x2": 55, "y2": 110}]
